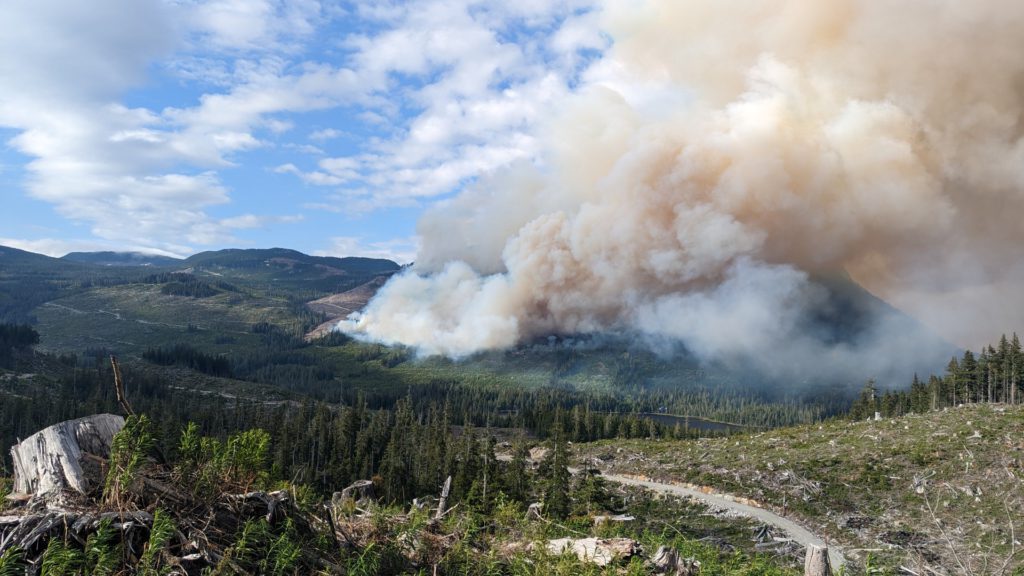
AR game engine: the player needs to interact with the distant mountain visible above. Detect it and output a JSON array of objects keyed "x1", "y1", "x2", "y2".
[
  {"x1": 0, "y1": 245, "x2": 75, "y2": 268},
  {"x1": 0, "y1": 245, "x2": 401, "y2": 325},
  {"x1": 0, "y1": 245, "x2": 96, "y2": 324},
  {"x1": 180, "y1": 248, "x2": 400, "y2": 295},
  {"x1": 184, "y1": 248, "x2": 399, "y2": 275},
  {"x1": 62, "y1": 251, "x2": 183, "y2": 267}
]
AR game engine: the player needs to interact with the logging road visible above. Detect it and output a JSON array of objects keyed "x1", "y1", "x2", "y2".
[{"x1": 582, "y1": 468, "x2": 847, "y2": 569}]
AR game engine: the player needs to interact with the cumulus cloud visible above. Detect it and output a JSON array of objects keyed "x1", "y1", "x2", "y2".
[
  {"x1": 2, "y1": 0, "x2": 607, "y2": 253},
  {"x1": 285, "y1": 0, "x2": 606, "y2": 210},
  {"x1": 0, "y1": 0, "x2": 318, "y2": 254},
  {"x1": 342, "y1": 0, "x2": 1024, "y2": 385}
]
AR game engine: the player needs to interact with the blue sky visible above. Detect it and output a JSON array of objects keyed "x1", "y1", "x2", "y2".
[{"x1": 0, "y1": 0, "x2": 607, "y2": 262}]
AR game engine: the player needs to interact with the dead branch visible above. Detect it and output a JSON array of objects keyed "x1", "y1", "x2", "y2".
[{"x1": 110, "y1": 355, "x2": 135, "y2": 417}]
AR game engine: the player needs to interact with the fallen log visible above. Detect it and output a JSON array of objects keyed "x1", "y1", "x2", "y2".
[
  {"x1": 540, "y1": 537, "x2": 640, "y2": 567},
  {"x1": 9, "y1": 414, "x2": 124, "y2": 503}
]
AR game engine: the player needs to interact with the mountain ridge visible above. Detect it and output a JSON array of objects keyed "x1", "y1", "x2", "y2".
[{"x1": 62, "y1": 251, "x2": 183, "y2": 267}]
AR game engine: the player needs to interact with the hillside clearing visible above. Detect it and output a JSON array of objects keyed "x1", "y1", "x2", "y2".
[{"x1": 576, "y1": 404, "x2": 1024, "y2": 573}]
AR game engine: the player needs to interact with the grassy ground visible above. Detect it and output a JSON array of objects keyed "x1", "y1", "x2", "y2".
[
  {"x1": 330, "y1": 485, "x2": 803, "y2": 575},
  {"x1": 577, "y1": 404, "x2": 1024, "y2": 574}
]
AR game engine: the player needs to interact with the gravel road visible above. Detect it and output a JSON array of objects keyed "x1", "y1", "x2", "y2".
[{"x1": 595, "y1": 470, "x2": 846, "y2": 569}]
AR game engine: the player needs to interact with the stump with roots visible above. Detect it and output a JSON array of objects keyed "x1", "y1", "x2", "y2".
[{"x1": 9, "y1": 414, "x2": 125, "y2": 504}]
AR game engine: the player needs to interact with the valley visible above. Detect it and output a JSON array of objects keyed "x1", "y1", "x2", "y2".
[{"x1": 1, "y1": 245, "x2": 1022, "y2": 575}]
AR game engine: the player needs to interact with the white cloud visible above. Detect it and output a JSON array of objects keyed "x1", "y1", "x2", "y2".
[
  {"x1": 309, "y1": 128, "x2": 343, "y2": 141},
  {"x1": 316, "y1": 236, "x2": 419, "y2": 264},
  {"x1": 0, "y1": 237, "x2": 187, "y2": 259},
  {"x1": 284, "y1": 0, "x2": 605, "y2": 212},
  {"x1": 220, "y1": 213, "x2": 304, "y2": 229},
  {"x1": 184, "y1": 0, "x2": 324, "y2": 53},
  {"x1": 0, "y1": 0, "x2": 609, "y2": 252},
  {"x1": 274, "y1": 162, "x2": 348, "y2": 186}
]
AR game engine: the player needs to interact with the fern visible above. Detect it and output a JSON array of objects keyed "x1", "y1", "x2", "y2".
[
  {"x1": 40, "y1": 537, "x2": 84, "y2": 576},
  {"x1": 0, "y1": 546, "x2": 26, "y2": 576}
]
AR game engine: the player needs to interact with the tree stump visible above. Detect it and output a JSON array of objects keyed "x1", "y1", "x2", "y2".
[
  {"x1": 650, "y1": 545, "x2": 701, "y2": 575},
  {"x1": 526, "y1": 502, "x2": 544, "y2": 521},
  {"x1": 337, "y1": 479, "x2": 375, "y2": 506},
  {"x1": 9, "y1": 414, "x2": 124, "y2": 502},
  {"x1": 804, "y1": 544, "x2": 833, "y2": 576}
]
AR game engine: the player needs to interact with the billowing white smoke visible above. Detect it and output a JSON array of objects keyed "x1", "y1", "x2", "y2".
[{"x1": 341, "y1": 0, "x2": 1024, "y2": 370}]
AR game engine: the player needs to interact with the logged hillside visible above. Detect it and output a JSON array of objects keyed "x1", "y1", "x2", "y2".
[
  {"x1": 579, "y1": 404, "x2": 1024, "y2": 573},
  {"x1": 61, "y1": 251, "x2": 183, "y2": 267}
]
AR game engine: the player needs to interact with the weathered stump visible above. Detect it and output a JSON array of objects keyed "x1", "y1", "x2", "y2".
[
  {"x1": 651, "y1": 545, "x2": 701, "y2": 575},
  {"x1": 10, "y1": 414, "x2": 124, "y2": 501},
  {"x1": 526, "y1": 502, "x2": 543, "y2": 520},
  {"x1": 338, "y1": 479, "x2": 375, "y2": 504},
  {"x1": 804, "y1": 544, "x2": 833, "y2": 576}
]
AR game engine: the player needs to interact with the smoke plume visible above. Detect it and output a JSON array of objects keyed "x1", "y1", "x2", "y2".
[{"x1": 341, "y1": 0, "x2": 1024, "y2": 377}]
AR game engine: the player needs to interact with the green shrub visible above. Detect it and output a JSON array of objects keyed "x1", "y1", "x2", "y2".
[
  {"x1": 140, "y1": 508, "x2": 175, "y2": 576},
  {"x1": 104, "y1": 414, "x2": 155, "y2": 504},
  {"x1": 0, "y1": 546, "x2": 26, "y2": 576},
  {"x1": 84, "y1": 518, "x2": 121, "y2": 576},
  {"x1": 0, "y1": 477, "x2": 10, "y2": 510},
  {"x1": 175, "y1": 423, "x2": 271, "y2": 499},
  {"x1": 40, "y1": 538, "x2": 84, "y2": 576}
]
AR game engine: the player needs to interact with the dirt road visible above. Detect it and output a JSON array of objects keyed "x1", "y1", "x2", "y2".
[{"x1": 594, "y1": 470, "x2": 846, "y2": 569}]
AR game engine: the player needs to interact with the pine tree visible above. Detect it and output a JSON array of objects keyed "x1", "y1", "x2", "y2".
[
  {"x1": 505, "y1": 436, "x2": 530, "y2": 502},
  {"x1": 946, "y1": 357, "x2": 961, "y2": 406},
  {"x1": 961, "y1": 350, "x2": 979, "y2": 404},
  {"x1": 1012, "y1": 334, "x2": 1022, "y2": 405},
  {"x1": 543, "y1": 422, "x2": 571, "y2": 520},
  {"x1": 851, "y1": 380, "x2": 878, "y2": 419}
]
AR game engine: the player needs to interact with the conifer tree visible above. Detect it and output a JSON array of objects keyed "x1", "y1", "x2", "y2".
[
  {"x1": 946, "y1": 357, "x2": 961, "y2": 406},
  {"x1": 505, "y1": 436, "x2": 530, "y2": 503},
  {"x1": 1012, "y1": 334, "x2": 1022, "y2": 405},
  {"x1": 960, "y1": 350, "x2": 979, "y2": 403},
  {"x1": 543, "y1": 421, "x2": 571, "y2": 520}
]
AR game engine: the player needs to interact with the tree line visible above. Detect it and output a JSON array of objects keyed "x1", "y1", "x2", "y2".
[{"x1": 851, "y1": 333, "x2": 1024, "y2": 418}]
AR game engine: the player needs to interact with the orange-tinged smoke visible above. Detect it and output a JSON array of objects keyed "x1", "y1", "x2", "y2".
[{"x1": 341, "y1": 0, "x2": 1024, "y2": 366}]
